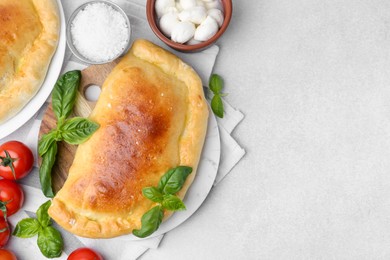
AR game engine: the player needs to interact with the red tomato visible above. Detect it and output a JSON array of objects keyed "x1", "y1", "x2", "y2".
[
  {"x1": 68, "y1": 248, "x2": 103, "y2": 260},
  {"x1": 0, "y1": 180, "x2": 24, "y2": 217},
  {"x1": 0, "y1": 217, "x2": 10, "y2": 248},
  {"x1": 0, "y1": 141, "x2": 34, "y2": 180},
  {"x1": 0, "y1": 249, "x2": 17, "y2": 260}
]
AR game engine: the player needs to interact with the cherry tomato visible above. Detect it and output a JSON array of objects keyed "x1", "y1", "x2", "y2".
[
  {"x1": 0, "y1": 141, "x2": 34, "y2": 180},
  {"x1": 0, "y1": 217, "x2": 10, "y2": 248},
  {"x1": 0, "y1": 249, "x2": 17, "y2": 260},
  {"x1": 0, "y1": 180, "x2": 24, "y2": 217},
  {"x1": 68, "y1": 248, "x2": 103, "y2": 260}
]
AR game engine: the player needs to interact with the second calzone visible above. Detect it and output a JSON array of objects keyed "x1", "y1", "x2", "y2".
[{"x1": 48, "y1": 39, "x2": 209, "y2": 238}]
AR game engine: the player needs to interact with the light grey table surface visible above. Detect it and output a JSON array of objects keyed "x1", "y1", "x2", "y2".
[
  {"x1": 141, "y1": 0, "x2": 390, "y2": 260},
  {"x1": 61, "y1": 0, "x2": 390, "y2": 259}
]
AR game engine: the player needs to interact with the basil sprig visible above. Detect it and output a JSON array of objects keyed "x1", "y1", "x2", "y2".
[
  {"x1": 60, "y1": 117, "x2": 99, "y2": 145},
  {"x1": 133, "y1": 206, "x2": 164, "y2": 238},
  {"x1": 209, "y1": 74, "x2": 226, "y2": 118},
  {"x1": 132, "y1": 166, "x2": 192, "y2": 238},
  {"x1": 39, "y1": 142, "x2": 58, "y2": 198},
  {"x1": 158, "y1": 167, "x2": 192, "y2": 194},
  {"x1": 52, "y1": 71, "x2": 80, "y2": 121},
  {"x1": 38, "y1": 71, "x2": 99, "y2": 198},
  {"x1": 13, "y1": 201, "x2": 63, "y2": 258}
]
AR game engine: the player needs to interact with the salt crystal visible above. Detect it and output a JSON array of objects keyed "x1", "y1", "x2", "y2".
[{"x1": 71, "y1": 3, "x2": 129, "y2": 63}]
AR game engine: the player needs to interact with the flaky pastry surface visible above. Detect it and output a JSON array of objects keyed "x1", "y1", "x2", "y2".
[
  {"x1": 0, "y1": 0, "x2": 59, "y2": 123},
  {"x1": 48, "y1": 39, "x2": 209, "y2": 238}
]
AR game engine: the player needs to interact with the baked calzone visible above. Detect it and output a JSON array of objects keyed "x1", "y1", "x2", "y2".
[
  {"x1": 48, "y1": 39, "x2": 209, "y2": 238},
  {"x1": 0, "y1": 0, "x2": 59, "y2": 123}
]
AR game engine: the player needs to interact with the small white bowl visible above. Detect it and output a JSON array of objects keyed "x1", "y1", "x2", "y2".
[{"x1": 66, "y1": 0, "x2": 132, "y2": 64}]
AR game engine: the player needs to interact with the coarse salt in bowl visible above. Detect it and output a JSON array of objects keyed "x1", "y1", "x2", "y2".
[{"x1": 67, "y1": 0, "x2": 131, "y2": 64}]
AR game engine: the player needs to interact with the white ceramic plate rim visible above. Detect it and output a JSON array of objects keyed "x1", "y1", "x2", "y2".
[
  {"x1": 0, "y1": 0, "x2": 66, "y2": 139},
  {"x1": 78, "y1": 110, "x2": 221, "y2": 241}
]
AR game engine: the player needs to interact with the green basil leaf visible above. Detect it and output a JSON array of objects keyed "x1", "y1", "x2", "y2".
[
  {"x1": 52, "y1": 70, "x2": 81, "y2": 121},
  {"x1": 38, "y1": 131, "x2": 57, "y2": 157},
  {"x1": 37, "y1": 226, "x2": 63, "y2": 258},
  {"x1": 142, "y1": 187, "x2": 164, "y2": 203},
  {"x1": 12, "y1": 218, "x2": 41, "y2": 238},
  {"x1": 157, "y1": 166, "x2": 192, "y2": 195},
  {"x1": 161, "y1": 194, "x2": 186, "y2": 211},
  {"x1": 211, "y1": 94, "x2": 224, "y2": 118},
  {"x1": 37, "y1": 200, "x2": 52, "y2": 227},
  {"x1": 60, "y1": 117, "x2": 99, "y2": 145},
  {"x1": 209, "y1": 74, "x2": 223, "y2": 94},
  {"x1": 132, "y1": 206, "x2": 163, "y2": 238},
  {"x1": 39, "y1": 142, "x2": 58, "y2": 198}
]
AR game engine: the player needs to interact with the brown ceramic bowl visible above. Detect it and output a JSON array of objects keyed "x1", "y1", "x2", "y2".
[{"x1": 146, "y1": 0, "x2": 232, "y2": 52}]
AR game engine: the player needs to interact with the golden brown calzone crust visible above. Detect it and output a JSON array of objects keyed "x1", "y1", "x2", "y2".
[
  {"x1": 48, "y1": 39, "x2": 209, "y2": 238},
  {"x1": 0, "y1": 0, "x2": 59, "y2": 123}
]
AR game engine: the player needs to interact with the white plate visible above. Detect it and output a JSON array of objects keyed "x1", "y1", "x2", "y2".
[
  {"x1": 116, "y1": 110, "x2": 221, "y2": 241},
  {"x1": 0, "y1": 0, "x2": 66, "y2": 139}
]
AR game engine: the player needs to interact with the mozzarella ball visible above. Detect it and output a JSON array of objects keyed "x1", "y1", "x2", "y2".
[
  {"x1": 180, "y1": 0, "x2": 197, "y2": 10},
  {"x1": 178, "y1": 10, "x2": 191, "y2": 22},
  {"x1": 155, "y1": 0, "x2": 175, "y2": 18},
  {"x1": 175, "y1": 1, "x2": 183, "y2": 11},
  {"x1": 159, "y1": 12, "x2": 180, "y2": 37},
  {"x1": 207, "y1": 8, "x2": 224, "y2": 27},
  {"x1": 196, "y1": 0, "x2": 206, "y2": 7},
  {"x1": 205, "y1": 0, "x2": 223, "y2": 11},
  {"x1": 194, "y1": 16, "x2": 219, "y2": 41},
  {"x1": 165, "y1": 6, "x2": 179, "y2": 13},
  {"x1": 178, "y1": 6, "x2": 207, "y2": 24},
  {"x1": 171, "y1": 21, "x2": 196, "y2": 43}
]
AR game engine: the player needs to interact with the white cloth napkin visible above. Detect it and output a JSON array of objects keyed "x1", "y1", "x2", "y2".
[{"x1": 1, "y1": 1, "x2": 245, "y2": 259}]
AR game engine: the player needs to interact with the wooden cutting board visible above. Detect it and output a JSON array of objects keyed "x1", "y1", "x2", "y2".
[{"x1": 38, "y1": 60, "x2": 119, "y2": 193}]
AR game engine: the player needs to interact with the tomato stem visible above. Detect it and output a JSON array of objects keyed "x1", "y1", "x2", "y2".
[
  {"x1": 0, "y1": 206, "x2": 7, "y2": 220},
  {"x1": 0, "y1": 150, "x2": 17, "y2": 180},
  {"x1": 0, "y1": 199, "x2": 12, "y2": 220}
]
